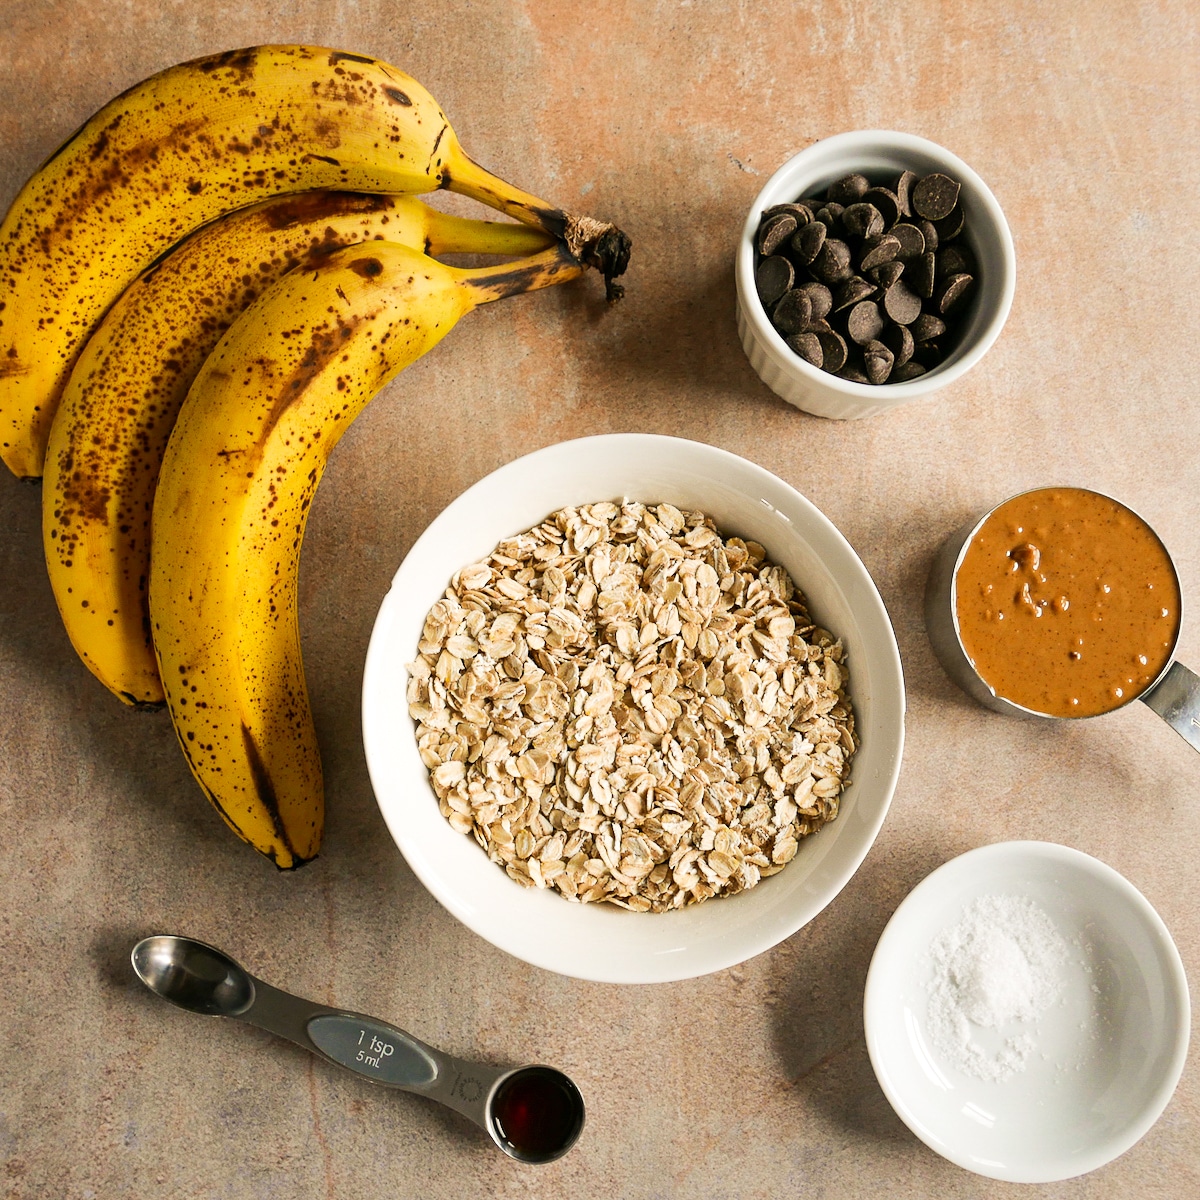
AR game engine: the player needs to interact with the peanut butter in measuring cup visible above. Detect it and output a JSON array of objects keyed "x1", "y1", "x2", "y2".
[
  {"x1": 927, "y1": 487, "x2": 1200, "y2": 751},
  {"x1": 952, "y1": 488, "x2": 1180, "y2": 717}
]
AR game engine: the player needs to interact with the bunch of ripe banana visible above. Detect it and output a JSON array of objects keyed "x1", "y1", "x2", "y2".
[{"x1": 0, "y1": 45, "x2": 630, "y2": 868}]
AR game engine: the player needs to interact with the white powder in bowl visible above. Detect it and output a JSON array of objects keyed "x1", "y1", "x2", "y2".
[{"x1": 925, "y1": 893, "x2": 1069, "y2": 1083}]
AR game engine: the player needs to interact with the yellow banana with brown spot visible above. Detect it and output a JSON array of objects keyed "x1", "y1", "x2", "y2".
[
  {"x1": 42, "y1": 190, "x2": 552, "y2": 709},
  {"x1": 149, "y1": 239, "x2": 581, "y2": 869},
  {"x1": 0, "y1": 43, "x2": 630, "y2": 478}
]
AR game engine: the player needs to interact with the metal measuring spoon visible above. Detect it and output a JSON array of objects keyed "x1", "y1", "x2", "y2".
[{"x1": 131, "y1": 935, "x2": 584, "y2": 1164}]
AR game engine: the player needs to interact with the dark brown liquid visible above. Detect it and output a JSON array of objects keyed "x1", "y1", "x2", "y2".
[{"x1": 490, "y1": 1067, "x2": 584, "y2": 1162}]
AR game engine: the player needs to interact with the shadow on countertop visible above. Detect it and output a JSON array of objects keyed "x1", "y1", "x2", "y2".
[{"x1": 764, "y1": 840, "x2": 956, "y2": 1144}]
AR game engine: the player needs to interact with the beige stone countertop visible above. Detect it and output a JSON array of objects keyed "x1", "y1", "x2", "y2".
[{"x1": 2, "y1": 1, "x2": 1198, "y2": 1196}]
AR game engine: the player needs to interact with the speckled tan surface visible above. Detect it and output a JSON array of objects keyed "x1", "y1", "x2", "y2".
[{"x1": 1, "y1": 1, "x2": 1198, "y2": 1196}]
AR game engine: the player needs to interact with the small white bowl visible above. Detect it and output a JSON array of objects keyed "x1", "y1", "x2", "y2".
[
  {"x1": 864, "y1": 841, "x2": 1190, "y2": 1183},
  {"x1": 735, "y1": 131, "x2": 1016, "y2": 420},
  {"x1": 362, "y1": 434, "x2": 905, "y2": 983}
]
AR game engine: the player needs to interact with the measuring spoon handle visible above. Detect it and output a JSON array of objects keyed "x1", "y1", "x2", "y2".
[
  {"x1": 239, "y1": 977, "x2": 440, "y2": 1089},
  {"x1": 236, "y1": 977, "x2": 505, "y2": 1124},
  {"x1": 1141, "y1": 661, "x2": 1200, "y2": 753}
]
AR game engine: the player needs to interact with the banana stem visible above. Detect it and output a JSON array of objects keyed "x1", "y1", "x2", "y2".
[
  {"x1": 444, "y1": 148, "x2": 631, "y2": 301},
  {"x1": 424, "y1": 209, "x2": 554, "y2": 258},
  {"x1": 443, "y1": 148, "x2": 566, "y2": 233},
  {"x1": 457, "y1": 242, "x2": 586, "y2": 305}
]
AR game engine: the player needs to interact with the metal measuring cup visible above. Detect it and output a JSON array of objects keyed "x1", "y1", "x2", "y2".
[{"x1": 924, "y1": 488, "x2": 1200, "y2": 752}]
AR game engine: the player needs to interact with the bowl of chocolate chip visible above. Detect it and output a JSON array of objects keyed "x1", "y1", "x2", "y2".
[{"x1": 735, "y1": 131, "x2": 1015, "y2": 420}]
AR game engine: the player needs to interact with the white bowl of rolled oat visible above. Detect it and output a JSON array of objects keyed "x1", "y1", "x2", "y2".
[{"x1": 362, "y1": 434, "x2": 904, "y2": 983}]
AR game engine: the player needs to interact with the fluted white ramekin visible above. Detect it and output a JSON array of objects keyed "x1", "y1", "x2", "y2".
[{"x1": 735, "y1": 131, "x2": 1015, "y2": 420}]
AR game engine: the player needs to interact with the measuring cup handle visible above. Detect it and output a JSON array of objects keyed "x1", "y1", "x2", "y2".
[{"x1": 1141, "y1": 661, "x2": 1200, "y2": 752}]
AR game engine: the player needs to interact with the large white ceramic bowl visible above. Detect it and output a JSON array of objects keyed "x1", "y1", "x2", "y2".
[
  {"x1": 362, "y1": 434, "x2": 905, "y2": 983},
  {"x1": 864, "y1": 841, "x2": 1190, "y2": 1183},
  {"x1": 736, "y1": 130, "x2": 1016, "y2": 420}
]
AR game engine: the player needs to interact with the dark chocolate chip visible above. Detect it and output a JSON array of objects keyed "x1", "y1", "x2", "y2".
[
  {"x1": 786, "y1": 331, "x2": 824, "y2": 367},
  {"x1": 807, "y1": 317, "x2": 833, "y2": 335},
  {"x1": 797, "y1": 281, "x2": 833, "y2": 322},
  {"x1": 932, "y1": 203, "x2": 964, "y2": 243},
  {"x1": 862, "y1": 187, "x2": 900, "y2": 229},
  {"x1": 772, "y1": 288, "x2": 813, "y2": 335},
  {"x1": 836, "y1": 364, "x2": 870, "y2": 383},
  {"x1": 827, "y1": 173, "x2": 870, "y2": 205},
  {"x1": 917, "y1": 219, "x2": 939, "y2": 254},
  {"x1": 846, "y1": 300, "x2": 885, "y2": 345},
  {"x1": 882, "y1": 322, "x2": 914, "y2": 366},
  {"x1": 811, "y1": 238, "x2": 853, "y2": 283},
  {"x1": 763, "y1": 202, "x2": 814, "y2": 226},
  {"x1": 755, "y1": 255, "x2": 794, "y2": 307},
  {"x1": 936, "y1": 272, "x2": 976, "y2": 315},
  {"x1": 757, "y1": 213, "x2": 797, "y2": 256},
  {"x1": 859, "y1": 234, "x2": 901, "y2": 272},
  {"x1": 912, "y1": 173, "x2": 961, "y2": 221},
  {"x1": 868, "y1": 260, "x2": 905, "y2": 289},
  {"x1": 791, "y1": 220, "x2": 826, "y2": 265},
  {"x1": 817, "y1": 329, "x2": 848, "y2": 372},
  {"x1": 863, "y1": 339, "x2": 895, "y2": 384},
  {"x1": 881, "y1": 279, "x2": 922, "y2": 325},
  {"x1": 910, "y1": 311, "x2": 946, "y2": 342},
  {"x1": 936, "y1": 243, "x2": 977, "y2": 279},
  {"x1": 833, "y1": 276, "x2": 877, "y2": 312},
  {"x1": 816, "y1": 203, "x2": 845, "y2": 229},
  {"x1": 842, "y1": 202, "x2": 884, "y2": 240},
  {"x1": 890, "y1": 222, "x2": 926, "y2": 261},
  {"x1": 891, "y1": 360, "x2": 927, "y2": 382},
  {"x1": 894, "y1": 170, "x2": 919, "y2": 218},
  {"x1": 908, "y1": 251, "x2": 936, "y2": 299}
]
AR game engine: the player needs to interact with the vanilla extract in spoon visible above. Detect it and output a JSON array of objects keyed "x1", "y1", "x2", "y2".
[{"x1": 491, "y1": 1066, "x2": 586, "y2": 1161}]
